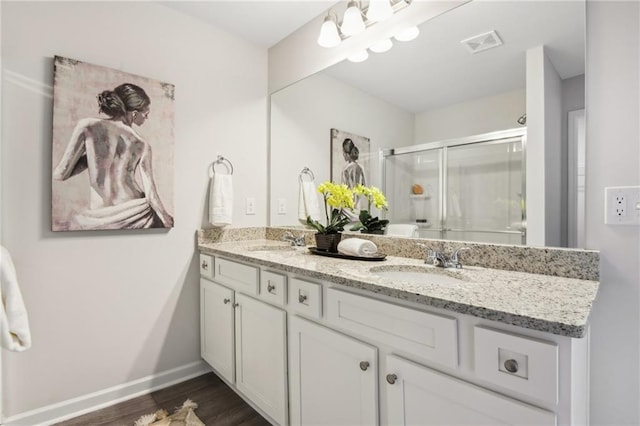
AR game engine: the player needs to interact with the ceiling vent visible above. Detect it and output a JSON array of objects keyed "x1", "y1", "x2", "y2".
[{"x1": 461, "y1": 30, "x2": 503, "y2": 54}]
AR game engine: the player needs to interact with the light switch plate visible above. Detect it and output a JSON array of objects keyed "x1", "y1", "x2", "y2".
[
  {"x1": 605, "y1": 186, "x2": 640, "y2": 225},
  {"x1": 246, "y1": 197, "x2": 256, "y2": 215},
  {"x1": 277, "y1": 198, "x2": 287, "y2": 215}
]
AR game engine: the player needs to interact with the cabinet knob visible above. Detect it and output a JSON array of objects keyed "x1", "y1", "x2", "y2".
[
  {"x1": 267, "y1": 283, "x2": 276, "y2": 293},
  {"x1": 504, "y1": 359, "x2": 519, "y2": 374},
  {"x1": 359, "y1": 361, "x2": 370, "y2": 371},
  {"x1": 223, "y1": 298, "x2": 231, "y2": 304},
  {"x1": 233, "y1": 303, "x2": 240, "y2": 308},
  {"x1": 201, "y1": 261, "x2": 208, "y2": 270},
  {"x1": 298, "y1": 294, "x2": 308, "y2": 303},
  {"x1": 386, "y1": 374, "x2": 398, "y2": 385}
]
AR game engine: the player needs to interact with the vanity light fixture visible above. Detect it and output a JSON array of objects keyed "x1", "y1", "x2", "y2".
[
  {"x1": 317, "y1": 12, "x2": 342, "y2": 48},
  {"x1": 394, "y1": 25, "x2": 420, "y2": 42},
  {"x1": 341, "y1": 1, "x2": 366, "y2": 36},
  {"x1": 348, "y1": 50, "x2": 370, "y2": 63},
  {"x1": 367, "y1": 0, "x2": 394, "y2": 23},
  {"x1": 318, "y1": 0, "x2": 415, "y2": 61},
  {"x1": 369, "y1": 38, "x2": 393, "y2": 53}
]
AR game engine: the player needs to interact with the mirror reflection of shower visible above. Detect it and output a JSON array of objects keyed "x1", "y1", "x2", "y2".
[{"x1": 383, "y1": 129, "x2": 526, "y2": 245}]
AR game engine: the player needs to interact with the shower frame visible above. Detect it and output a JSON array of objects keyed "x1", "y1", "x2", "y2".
[{"x1": 381, "y1": 128, "x2": 527, "y2": 245}]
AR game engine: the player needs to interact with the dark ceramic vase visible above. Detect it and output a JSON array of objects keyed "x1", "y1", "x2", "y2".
[{"x1": 314, "y1": 233, "x2": 342, "y2": 252}]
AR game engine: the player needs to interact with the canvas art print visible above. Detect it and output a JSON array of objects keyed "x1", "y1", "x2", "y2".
[
  {"x1": 330, "y1": 128, "x2": 370, "y2": 190},
  {"x1": 51, "y1": 56, "x2": 175, "y2": 231}
]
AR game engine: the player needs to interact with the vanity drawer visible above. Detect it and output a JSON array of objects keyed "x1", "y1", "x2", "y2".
[
  {"x1": 214, "y1": 258, "x2": 259, "y2": 295},
  {"x1": 289, "y1": 277, "x2": 322, "y2": 319},
  {"x1": 326, "y1": 288, "x2": 458, "y2": 369},
  {"x1": 260, "y1": 270, "x2": 287, "y2": 306},
  {"x1": 199, "y1": 254, "x2": 214, "y2": 279},
  {"x1": 474, "y1": 326, "x2": 558, "y2": 405}
]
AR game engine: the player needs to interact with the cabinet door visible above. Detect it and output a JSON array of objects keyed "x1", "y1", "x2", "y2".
[
  {"x1": 289, "y1": 316, "x2": 378, "y2": 426},
  {"x1": 385, "y1": 355, "x2": 556, "y2": 426},
  {"x1": 200, "y1": 279, "x2": 235, "y2": 383},
  {"x1": 235, "y1": 293, "x2": 288, "y2": 426}
]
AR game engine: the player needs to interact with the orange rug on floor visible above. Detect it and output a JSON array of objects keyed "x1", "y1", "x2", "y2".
[{"x1": 134, "y1": 399, "x2": 204, "y2": 426}]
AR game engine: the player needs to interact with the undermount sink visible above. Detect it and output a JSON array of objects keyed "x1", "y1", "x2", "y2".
[
  {"x1": 369, "y1": 265, "x2": 468, "y2": 286},
  {"x1": 247, "y1": 245, "x2": 297, "y2": 252}
]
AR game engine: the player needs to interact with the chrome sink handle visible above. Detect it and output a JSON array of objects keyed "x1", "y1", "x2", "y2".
[
  {"x1": 283, "y1": 231, "x2": 306, "y2": 247},
  {"x1": 450, "y1": 247, "x2": 471, "y2": 268},
  {"x1": 416, "y1": 243, "x2": 442, "y2": 266}
]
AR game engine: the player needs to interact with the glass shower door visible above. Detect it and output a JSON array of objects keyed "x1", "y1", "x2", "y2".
[
  {"x1": 445, "y1": 138, "x2": 524, "y2": 244},
  {"x1": 384, "y1": 148, "x2": 441, "y2": 238}
]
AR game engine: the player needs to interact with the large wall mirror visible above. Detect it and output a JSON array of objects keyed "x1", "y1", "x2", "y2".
[{"x1": 270, "y1": 0, "x2": 585, "y2": 248}]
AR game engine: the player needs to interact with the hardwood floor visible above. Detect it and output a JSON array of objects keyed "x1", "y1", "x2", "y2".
[{"x1": 54, "y1": 373, "x2": 271, "y2": 426}]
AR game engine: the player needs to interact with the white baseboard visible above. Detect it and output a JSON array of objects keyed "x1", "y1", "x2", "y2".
[{"x1": 3, "y1": 360, "x2": 211, "y2": 426}]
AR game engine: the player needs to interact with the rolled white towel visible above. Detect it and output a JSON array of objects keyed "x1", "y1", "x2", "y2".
[{"x1": 337, "y1": 238, "x2": 378, "y2": 257}]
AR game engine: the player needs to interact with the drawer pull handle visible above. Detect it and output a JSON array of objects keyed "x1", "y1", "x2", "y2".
[
  {"x1": 359, "y1": 361, "x2": 370, "y2": 371},
  {"x1": 201, "y1": 261, "x2": 208, "y2": 270},
  {"x1": 504, "y1": 359, "x2": 519, "y2": 373},
  {"x1": 386, "y1": 374, "x2": 397, "y2": 385},
  {"x1": 223, "y1": 298, "x2": 231, "y2": 304},
  {"x1": 299, "y1": 294, "x2": 308, "y2": 303},
  {"x1": 233, "y1": 303, "x2": 240, "y2": 308},
  {"x1": 267, "y1": 283, "x2": 276, "y2": 293}
]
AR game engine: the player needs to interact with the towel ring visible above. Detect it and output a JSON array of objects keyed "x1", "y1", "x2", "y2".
[
  {"x1": 299, "y1": 166, "x2": 315, "y2": 182},
  {"x1": 211, "y1": 155, "x2": 234, "y2": 176}
]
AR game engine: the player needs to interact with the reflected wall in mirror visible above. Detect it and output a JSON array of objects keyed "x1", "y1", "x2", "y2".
[{"x1": 270, "y1": 0, "x2": 585, "y2": 248}]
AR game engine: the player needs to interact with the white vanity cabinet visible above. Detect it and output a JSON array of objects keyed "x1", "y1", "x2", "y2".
[
  {"x1": 199, "y1": 250, "x2": 589, "y2": 426},
  {"x1": 288, "y1": 315, "x2": 378, "y2": 426},
  {"x1": 199, "y1": 257, "x2": 288, "y2": 426},
  {"x1": 385, "y1": 355, "x2": 556, "y2": 425}
]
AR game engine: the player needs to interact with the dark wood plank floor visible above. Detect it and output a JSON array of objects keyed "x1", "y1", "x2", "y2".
[{"x1": 54, "y1": 373, "x2": 271, "y2": 426}]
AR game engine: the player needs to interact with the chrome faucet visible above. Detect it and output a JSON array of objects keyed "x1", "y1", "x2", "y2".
[
  {"x1": 417, "y1": 243, "x2": 470, "y2": 268},
  {"x1": 282, "y1": 231, "x2": 306, "y2": 247}
]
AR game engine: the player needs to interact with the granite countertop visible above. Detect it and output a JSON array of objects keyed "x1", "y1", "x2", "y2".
[{"x1": 198, "y1": 238, "x2": 599, "y2": 338}]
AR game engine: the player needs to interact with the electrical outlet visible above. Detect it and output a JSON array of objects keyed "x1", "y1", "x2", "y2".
[
  {"x1": 615, "y1": 195, "x2": 627, "y2": 217},
  {"x1": 605, "y1": 186, "x2": 640, "y2": 225},
  {"x1": 245, "y1": 197, "x2": 256, "y2": 215},
  {"x1": 277, "y1": 198, "x2": 287, "y2": 215}
]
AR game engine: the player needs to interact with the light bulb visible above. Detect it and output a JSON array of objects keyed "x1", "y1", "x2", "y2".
[
  {"x1": 369, "y1": 38, "x2": 393, "y2": 53},
  {"x1": 394, "y1": 26, "x2": 420, "y2": 42},
  {"x1": 341, "y1": 1, "x2": 365, "y2": 36},
  {"x1": 347, "y1": 50, "x2": 369, "y2": 63},
  {"x1": 317, "y1": 15, "x2": 341, "y2": 48},
  {"x1": 366, "y1": 0, "x2": 393, "y2": 23}
]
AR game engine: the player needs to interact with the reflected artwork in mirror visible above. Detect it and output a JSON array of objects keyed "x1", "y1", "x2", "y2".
[{"x1": 269, "y1": 0, "x2": 585, "y2": 248}]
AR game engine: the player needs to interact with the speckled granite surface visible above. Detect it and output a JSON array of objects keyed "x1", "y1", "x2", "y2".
[
  {"x1": 198, "y1": 237, "x2": 600, "y2": 338},
  {"x1": 198, "y1": 226, "x2": 599, "y2": 281}
]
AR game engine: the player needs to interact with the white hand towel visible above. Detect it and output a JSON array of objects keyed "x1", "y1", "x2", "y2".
[
  {"x1": 1, "y1": 246, "x2": 32, "y2": 352},
  {"x1": 298, "y1": 180, "x2": 322, "y2": 225},
  {"x1": 337, "y1": 238, "x2": 378, "y2": 257},
  {"x1": 209, "y1": 174, "x2": 233, "y2": 227}
]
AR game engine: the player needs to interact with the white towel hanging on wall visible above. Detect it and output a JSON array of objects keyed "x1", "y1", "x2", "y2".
[
  {"x1": 0, "y1": 246, "x2": 32, "y2": 352},
  {"x1": 209, "y1": 156, "x2": 234, "y2": 227}
]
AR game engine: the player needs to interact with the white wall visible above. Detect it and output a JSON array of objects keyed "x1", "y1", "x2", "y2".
[
  {"x1": 270, "y1": 73, "x2": 414, "y2": 226},
  {"x1": 1, "y1": 1, "x2": 267, "y2": 419},
  {"x1": 413, "y1": 89, "x2": 526, "y2": 144},
  {"x1": 526, "y1": 46, "x2": 563, "y2": 247},
  {"x1": 585, "y1": 1, "x2": 640, "y2": 423}
]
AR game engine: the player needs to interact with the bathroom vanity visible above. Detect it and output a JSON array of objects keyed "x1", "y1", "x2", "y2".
[{"x1": 198, "y1": 228, "x2": 599, "y2": 426}]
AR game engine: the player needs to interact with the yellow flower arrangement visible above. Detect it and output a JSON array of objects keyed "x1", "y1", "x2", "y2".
[
  {"x1": 306, "y1": 181, "x2": 354, "y2": 234},
  {"x1": 351, "y1": 185, "x2": 389, "y2": 233}
]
